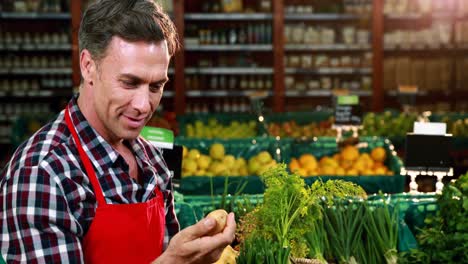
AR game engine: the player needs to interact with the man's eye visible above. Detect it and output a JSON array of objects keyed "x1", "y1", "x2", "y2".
[
  {"x1": 150, "y1": 84, "x2": 164, "y2": 93},
  {"x1": 122, "y1": 80, "x2": 137, "y2": 87}
]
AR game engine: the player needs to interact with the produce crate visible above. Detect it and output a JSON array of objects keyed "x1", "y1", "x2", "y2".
[
  {"x1": 175, "y1": 137, "x2": 292, "y2": 195},
  {"x1": 289, "y1": 137, "x2": 406, "y2": 194},
  {"x1": 174, "y1": 192, "x2": 437, "y2": 252},
  {"x1": 176, "y1": 137, "x2": 405, "y2": 195},
  {"x1": 176, "y1": 113, "x2": 260, "y2": 138}
]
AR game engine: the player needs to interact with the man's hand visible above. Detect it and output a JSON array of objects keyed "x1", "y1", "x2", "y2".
[{"x1": 153, "y1": 212, "x2": 236, "y2": 264}]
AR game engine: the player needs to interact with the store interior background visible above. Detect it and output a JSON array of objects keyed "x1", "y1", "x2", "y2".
[{"x1": 1, "y1": 0, "x2": 468, "y2": 184}]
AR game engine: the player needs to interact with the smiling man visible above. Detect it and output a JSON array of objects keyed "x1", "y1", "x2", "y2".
[{"x1": 0, "y1": 1, "x2": 236, "y2": 263}]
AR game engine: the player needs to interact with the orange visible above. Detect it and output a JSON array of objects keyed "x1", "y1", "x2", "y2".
[
  {"x1": 289, "y1": 158, "x2": 300, "y2": 172},
  {"x1": 299, "y1": 154, "x2": 318, "y2": 171},
  {"x1": 371, "y1": 147, "x2": 386, "y2": 163},
  {"x1": 341, "y1": 146, "x2": 360, "y2": 161}
]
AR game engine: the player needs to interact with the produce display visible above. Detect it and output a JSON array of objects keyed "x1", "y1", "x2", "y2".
[
  {"x1": 400, "y1": 172, "x2": 468, "y2": 263},
  {"x1": 267, "y1": 118, "x2": 336, "y2": 138},
  {"x1": 439, "y1": 116, "x2": 468, "y2": 137},
  {"x1": 181, "y1": 143, "x2": 277, "y2": 177},
  {"x1": 236, "y1": 164, "x2": 403, "y2": 263},
  {"x1": 360, "y1": 111, "x2": 418, "y2": 137},
  {"x1": 289, "y1": 145, "x2": 393, "y2": 176},
  {"x1": 184, "y1": 119, "x2": 257, "y2": 139}
]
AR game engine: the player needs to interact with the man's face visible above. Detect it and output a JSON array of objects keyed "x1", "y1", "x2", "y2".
[{"x1": 88, "y1": 37, "x2": 170, "y2": 142}]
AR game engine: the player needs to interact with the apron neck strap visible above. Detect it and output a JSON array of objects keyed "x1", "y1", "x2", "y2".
[{"x1": 65, "y1": 106, "x2": 107, "y2": 206}]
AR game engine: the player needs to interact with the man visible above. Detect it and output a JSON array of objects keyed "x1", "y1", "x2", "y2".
[{"x1": 0, "y1": 0, "x2": 236, "y2": 263}]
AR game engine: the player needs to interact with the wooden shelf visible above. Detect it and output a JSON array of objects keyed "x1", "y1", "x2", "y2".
[
  {"x1": 284, "y1": 13, "x2": 362, "y2": 21},
  {"x1": 285, "y1": 68, "x2": 372, "y2": 75},
  {"x1": 185, "y1": 67, "x2": 273, "y2": 74},
  {"x1": 186, "y1": 90, "x2": 273, "y2": 97},
  {"x1": 1, "y1": 12, "x2": 70, "y2": 19},
  {"x1": 0, "y1": 68, "x2": 72, "y2": 75},
  {"x1": 185, "y1": 44, "x2": 273, "y2": 51},
  {"x1": 185, "y1": 13, "x2": 272, "y2": 20},
  {"x1": 285, "y1": 90, "x2": 372, "y2": 97},
  {"x1": 0, "y1": 44, "x2": 71, "y2": 51},
  {"x1": 0, "y1": 90, "x2": 72, "y2": 98},
  {"x1": 285, "y1": 44, "x2": 371, "y2": 51}
]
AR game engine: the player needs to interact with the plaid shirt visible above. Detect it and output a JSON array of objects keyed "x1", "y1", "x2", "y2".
[{"x1": 1, "y1": 96, "x2": 180, "y2": 263}]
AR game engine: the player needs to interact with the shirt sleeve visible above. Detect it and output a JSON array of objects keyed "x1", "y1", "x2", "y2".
[{"x1": 1, "y1": 165, "x2": 84, "y2": 263}]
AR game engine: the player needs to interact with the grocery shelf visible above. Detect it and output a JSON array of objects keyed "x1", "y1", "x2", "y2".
[
  {"x1": 285, "y1": 44, "x2": 371, "y2": 51},
  {"x1": 0, "y1": 138, "x2": 10, "y2": 144},
  {"x1": 185, "y1": 67, "x2": 273, "y2": 74},
  {"x1": 285, "y1": 68, "x2": 372, "y2": 75},
  {"x1": 0, "y1": 90, "x2": 72, "y2": 98},
  {"x1": 0, "y1": 12, "x2": 71, "y2": 20},
  {"x1": 384, "y1": 13, "x2": 424, "y2": 20},
  {"x1": 185, "y1": 13, "x2": 272, "y2": 20},
  {"x1": 185, "y1": 44, "x2": 273, "y2": 51},
  {"x1": 284, "y1": 13, "x2": 361, "y2": 21},
  {"x1": 384, "y1": 44, "x2": 455, "y2": 51},
  {"x1": 186, "y1": 90, "x2": 273, "y2": 97},
  {"x1": 0, "y1": 44, "x2": 71, "y2": 51},
  {"x1": 285, "y1": 90, "x2": 372, "y2": 97},
  {"x1": 1, "y1": 68, "x2": 73, "y2": 75}
]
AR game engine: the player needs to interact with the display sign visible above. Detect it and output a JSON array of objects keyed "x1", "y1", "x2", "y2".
[
  {"x1": 140, "y1": 126, "x2": 174, "y2": 149},
  {"x1": 404, "y1": 134, "x2": 452, "y2": 171},
  {"x1": 162, "y1": 145, "x2": 183, "y2": 180},
  {"x1": 334, "y1": 95, "x2": 362, "y2": 125}
]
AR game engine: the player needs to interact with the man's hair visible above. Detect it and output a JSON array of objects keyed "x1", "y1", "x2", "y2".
[{"x1": 78, "y1": 0, "x2": 178, "y2": 62}]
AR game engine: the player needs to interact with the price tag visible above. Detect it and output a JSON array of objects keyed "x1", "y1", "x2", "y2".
[
  {"x1": 140, "y1": 126, "x2": 174, "y2": 149},
  {"x1": 404, "y1": 134, "x2": 452, "y2": 171},
  {"x1": 334, "y1": 95, "x2": 362, "y2": 125},
  {"x1": 398, "y1": 85, "x2": 418, "y2": 94}
]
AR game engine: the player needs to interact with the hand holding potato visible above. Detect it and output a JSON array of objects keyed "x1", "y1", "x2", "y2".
[{"x1": 152, "y1": 211, "x2": 236, "y2": 264}]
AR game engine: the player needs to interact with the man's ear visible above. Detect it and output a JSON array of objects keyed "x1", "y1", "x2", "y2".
[{"x1": 80, "y1": 49, "x2": 97, "y2": 86}]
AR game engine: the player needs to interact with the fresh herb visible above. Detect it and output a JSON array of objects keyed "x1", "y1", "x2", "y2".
[
  {"x1": 239, "y1": 164, "x2": 366, "y2": 259},
  {"x1": 399, "y1": 172, "x2": 468, "y2": 263},
  {"x1": 236, "y1": 236, "x2": 291, "y2": 264}
]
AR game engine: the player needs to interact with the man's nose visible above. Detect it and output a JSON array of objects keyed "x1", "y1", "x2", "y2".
[{"x1": 132, "y1": 87, "x2": 151, "y2": 114}]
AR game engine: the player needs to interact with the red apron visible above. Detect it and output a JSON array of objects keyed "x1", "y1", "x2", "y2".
[{"x1": 65, "y1": 107, "x2": 166, "y2": 264}]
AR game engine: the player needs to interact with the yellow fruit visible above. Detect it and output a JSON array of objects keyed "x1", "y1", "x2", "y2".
[
  {"x1": 371, "y1": 147, "x2": 386, "y2": 163},
  {"x1": 234, "y1": 157, "x2": 247, "y2": 169},
  {"x1": 297, "y1": 168, "x2": 308, "y2": 177},
  {"x1": 362, "y1": 169, "x2": 374, "y2": 176},
  {"x1": 341, "y1": 159, "x2": 354, "y2": 170},
  {"x1": 299, "y1": 154, "x2": 317, "y2": 167},
  {"x1": 289, "y1": 158, "x2": 300, "y2": 172},
  {"x1": 342, "y1": 146, "x2": 360, "y2": 161},
  {"x1": 372, "y1": 162, "x2": 385, "y2": 170},
  {"x1": 206, "y1": 209, "x2": 228, "y2": 236},
  {"x1": 210, "y1": 143, "x2": 225, "y2": 160},
  {"x1": 320, "y1": 166, "x2": 336, "y2": 175},
  {"x1": 333, "y1": 153, "x2": 341, "y2": 162},
  {"x1": 257, "y1": 151, "x2": 272, "y2": 164},
  {"x1": 182, "y1": 146, "x2": 188, "y2": 158},
  {"x1": 187, "y1": 149, "x2": 201, "y2": 160},
  {"x1": 335, "y1": 167, "x2": 346, "y2": 176},
  {"x1": 194, "y1": 170, "x2": 206, "y2": 176},
  {"x1": 198, "y1": 155, "x2": 211, "y2": 170},
  {"x1": 222, "y1": 155, "x2": 236, "y2": 168},
  {"x1": 346, "y1": 169, "x2": 359, "y2": 176},
  {"x1": 308, "y1": 170, "x2": 319, "y2": 176},
  {"x1": 239, "y1": 167, "x2": 249, "y2": 176},
  {"x1": 319, "y1": 156, "x2": 339, "y2": 168},
  {"x1": 374, "y1": 167, "x2": 387, "y2": 175},
  {"x1": 183, "y1": 159, "x2": 197, "y2": 174},
  {"x1": 248, "y1": 157, "x2": 260, "y2": 175}
]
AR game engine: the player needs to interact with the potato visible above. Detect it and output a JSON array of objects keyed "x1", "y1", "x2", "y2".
[
  {"x1": 206, "y1": 209, "x2": 228, "y2": 236},
  {"x1": 212, "y1": 245, "x2": 238, "y2": 264}
]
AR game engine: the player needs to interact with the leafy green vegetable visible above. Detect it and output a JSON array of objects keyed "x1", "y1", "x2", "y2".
[
  {"x1": 239, "y1": 164, "x2": 366, "y2": 259},
  {"x1": 236, "y1": 237, "x2": 291, "y2": 264},
  {"x1": 399, "y1": 172, "x2": 468, "y2": 263}
]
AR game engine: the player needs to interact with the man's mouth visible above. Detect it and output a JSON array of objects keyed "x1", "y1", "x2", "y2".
[{"x1": 123, "y1": 115, "x2": 147, "y2": 129}]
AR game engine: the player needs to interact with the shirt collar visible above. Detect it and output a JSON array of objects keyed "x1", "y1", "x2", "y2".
[{"x1": 66, "y1": 95, "x2": 146, "y2": 175}]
